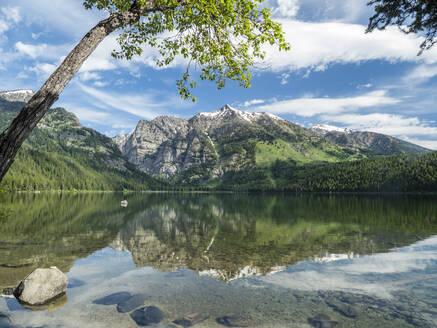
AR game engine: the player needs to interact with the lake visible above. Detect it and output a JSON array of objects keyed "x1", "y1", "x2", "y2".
[{"x1": 1, "y1": 193, "x2": 437, "y2": 327}]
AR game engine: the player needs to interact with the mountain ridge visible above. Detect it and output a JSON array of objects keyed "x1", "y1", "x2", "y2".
[{"x1": 113, "y1": 103, "x2": 429, "y2": 183}]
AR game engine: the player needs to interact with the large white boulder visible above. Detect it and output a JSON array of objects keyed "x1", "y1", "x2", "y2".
[{"x1": 14, "y1": 266, "x2": 68, "y2": 305}]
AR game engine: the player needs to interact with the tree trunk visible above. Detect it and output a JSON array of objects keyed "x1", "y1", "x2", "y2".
[{"x1": 0, "y1": 6, "x2": 145, "y2": 182}]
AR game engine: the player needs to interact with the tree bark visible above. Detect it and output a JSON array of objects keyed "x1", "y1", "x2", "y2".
[{"x1": 0, "y1": 4, "x2": 150, "y2": 181}]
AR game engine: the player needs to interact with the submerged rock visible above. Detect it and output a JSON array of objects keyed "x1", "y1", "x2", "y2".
[
  {"x1": 93, "y1": 292, "x2": 131, "y2": 305},
  {"x1": 131, "y1": 306, "x2": 164, "y2": 326},
  {"x1": 173, "y1": 312, "x2": 210, "y2": 327},
  {"x1": 308, "y1": 314, "x2": 339, "y2": 328},
  {"x1": 14, "y1": 267, "x2": 68, "y2": 305},
  {"x1": 117, "y1": 294, "x2": 148, "y2": 313},
  {"x1": 67, "y1": 278, "x2": 86, "y2": 289},
  {"x1": 216, "y1": 315, "x2": 250, "y2": 327}
]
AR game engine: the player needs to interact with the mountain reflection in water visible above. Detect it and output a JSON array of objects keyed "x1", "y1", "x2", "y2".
[{"x1": 1, "y1": 193, "x2": 437, "y2": 327}]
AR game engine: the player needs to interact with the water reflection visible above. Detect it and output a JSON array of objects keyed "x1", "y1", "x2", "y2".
[
  {"x1": 1, "y1": 193, "x2": 437, "y2": 287},
  {"x1": 1, "y1": 193, "x2": 437, "y2": 327}
]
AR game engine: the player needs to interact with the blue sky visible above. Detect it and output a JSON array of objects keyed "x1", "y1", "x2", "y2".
[{"x1": 1, "y1": 1, "x2": 437, "y2": 149}]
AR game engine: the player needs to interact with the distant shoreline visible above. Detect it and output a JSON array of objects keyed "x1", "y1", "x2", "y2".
[{"x1": 3, "y1": 190, "x2": 437, "y2": 196}]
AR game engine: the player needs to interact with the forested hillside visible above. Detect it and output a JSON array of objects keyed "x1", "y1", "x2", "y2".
[
  {"x1": 0, "y1": 101, "x2": 164, "y2": 192},
  {"x1": 218, "y1": 152, "x2": 437, "y2": 192}
]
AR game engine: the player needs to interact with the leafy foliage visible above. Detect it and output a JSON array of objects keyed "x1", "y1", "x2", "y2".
[
  {"x1": 367, "y1": 0, "x2": 437, "y2": 53},
  {"x1": 83, "y1": 0, "x2": 290, "y2": 100}
]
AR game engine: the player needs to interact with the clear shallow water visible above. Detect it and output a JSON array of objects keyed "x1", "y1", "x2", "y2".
[{"x1": 1, "y1": 193, "x2": 437, "y2": 327}]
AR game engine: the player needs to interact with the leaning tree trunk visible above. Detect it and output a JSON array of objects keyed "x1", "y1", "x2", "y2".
[{"x1": 0, "y1": 6, "x2": 145, "y2": 181}]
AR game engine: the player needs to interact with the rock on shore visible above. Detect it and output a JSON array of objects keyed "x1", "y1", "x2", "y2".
[{"x1": 14, "y1": 266, "x2": 68, "y2": 305}]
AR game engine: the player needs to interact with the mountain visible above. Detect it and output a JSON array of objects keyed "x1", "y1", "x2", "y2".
[
  {"x1": 0, "y1": 90, "x2": 433, "y2": 192},
  {"x1": 114, "y1": 104, "x2": 429, "y2": 184},
  {"x1": 0, "y1": 92, "x2": 163, "y2": 191},
  {"x1": 310, "y1": 124, "x2": 428, "y2": 155}
]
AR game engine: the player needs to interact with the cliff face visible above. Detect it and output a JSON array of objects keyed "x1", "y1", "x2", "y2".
[{"x1": 114, "y1": 105, "x2": 335, "y2": 182}]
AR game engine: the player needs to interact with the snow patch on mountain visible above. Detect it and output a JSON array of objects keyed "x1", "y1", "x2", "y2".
[
  {"x1": 310, "y1": 124, "x2": 353, "y2": 134},
  {"x1": 0, "y1": 89, "x2": 34, "y2": 103}
]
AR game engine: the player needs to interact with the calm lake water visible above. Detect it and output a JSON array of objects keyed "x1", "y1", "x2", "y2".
[{"x1": 1, "y1": 193, "x2": 437, "y2": 327}]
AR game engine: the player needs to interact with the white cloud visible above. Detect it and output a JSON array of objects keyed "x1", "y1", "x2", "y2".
[
  {"x1": 28, "y1": 63, "x2": 57, "y2": 78},
  {"x1": 335, "y1": 1, "x2": 370, "y2": 23},
  {"x1": 268, "y1": 0, "x2": 369, "y2": 23},
  {"x1": 262, "y1": 20, "x2": 437, "y2": 73},
  {"x1": 16, "y1": 71, "x2": 28, "y2": 79},
  {"x1": 58, "y1": 101, "x2": 138, "y2": 134},
  {"x1": 79, "y1": 35, "x2": 120, "y2": 72},
  {"x1": 256, "y1": 90, "x2": 399, "y2": 117},
  {"x1": 93, "y1": 81, "x2": 109, "y2": 87},
  {"x1": 272, "y1": 0, "x2": 299, "y2": 18},
  {"x1": 65, "y1": 105, "x2": 110, "y2": 124},
  {"x1": 31, "y1": 32, "x2": 43, "y2": 40},
  {"x1": 14, "y1": 36, "x2": 119, "y2": 74},
  {"x1": 78, "y1": 33, "x2": 184, "y2": 74},
  {"x1": 77, "y1": 83, "x2": 171, "y2": 119},
  {"x1": 15, "y1": 41, "x2": 72, "y2": 61},
  {"x1": 280, "y1": 72, "x2": 290, "y2": 85},
  {"x1": 403, "y1": 64, "x2": 437, "y2": 85},
  {"x1": 0, "y1": 6, "x2": 21, "y2": 34},
  {"x1": 1, "y1": 6, "x2": 22, "y2": 24},
  {"x1": 79, "y1": 71, "x2": 101, "y2": 81},
  {"x1": 15, "y1": 42, "x2": 48, "y2": 59},
  {"x1": 80, "y1": 56, "x2": 117, "y2": 72},
  {"x1": 0, "y1": 45, "x2": 14, "y2": 70},
  {"x1": 357, "y1": 83, "x2": 373, "y2": 89},
  {"x1": 6, "y1": 0, "x2": 103, "y2": 38},
  {"x1": 309, "y1": 0, "x2": 370, "y2": 23},
  {"x1": 241, "y1": 99, "x2": 266, "y2": 107},
  {"x1": 0, "y1": 19, "x2": 8, "y2": 34}
]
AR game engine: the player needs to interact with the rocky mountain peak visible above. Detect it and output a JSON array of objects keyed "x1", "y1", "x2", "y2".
[
  {"x1": 196, "y1": 104, "x2": 240, "y2": 119},
  {"x1": 194, "y1": 104, "x2": 283, "y2": 123},
  {"x1": 0, "y1": 89, "x2": 34, "y2": 103}
]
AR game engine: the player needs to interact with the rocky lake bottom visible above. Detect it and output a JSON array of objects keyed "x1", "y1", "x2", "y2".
[{"x1": 1, "y1": 193, "x2": 437, "y2": 327}]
